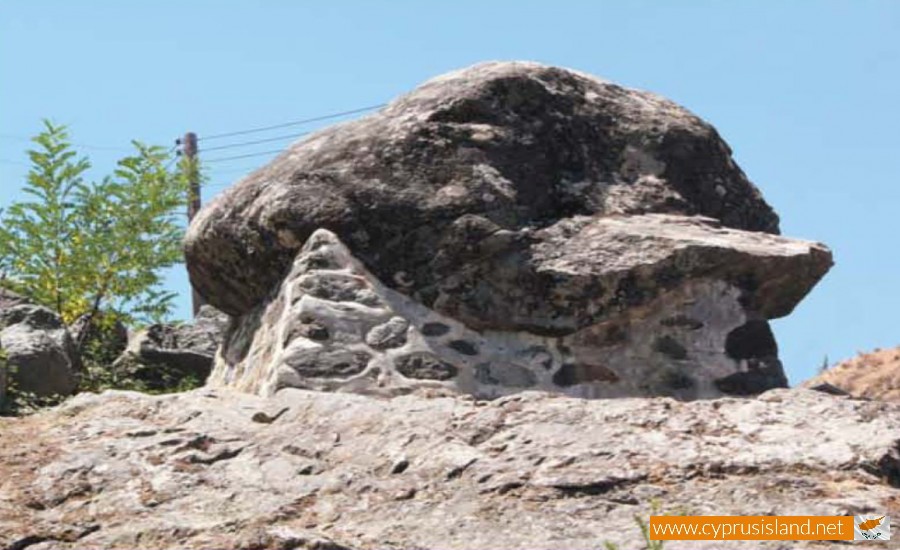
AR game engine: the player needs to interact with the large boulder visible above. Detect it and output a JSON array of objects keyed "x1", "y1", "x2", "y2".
[
  {"x1": 0, "y1": 304, "x2": 80, "y2": 398},
  {"x1": 0, "y1": 289, "x2": 27, "y2": 406},
  {"x1": 191, "y1": 62, "x2": 832, "y2": 399},
  {"x1": 113, "y1": 305, "x2": 230, "y2": 391},
  {"x1": 185, "y1": 61, "x2": 787, "y2": 320}
]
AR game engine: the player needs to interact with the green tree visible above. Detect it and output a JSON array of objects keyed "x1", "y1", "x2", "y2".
[{"x1": 0, "y1": 120, "x2": 192, "y2": 349}]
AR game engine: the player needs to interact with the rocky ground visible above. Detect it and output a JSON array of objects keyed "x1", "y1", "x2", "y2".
[
  {"x1": 805, "y1": 346, "x2": 900, "y2": 402},
  {"x1": 1, "y1": 387, "x2": 898, "y2": 549}
]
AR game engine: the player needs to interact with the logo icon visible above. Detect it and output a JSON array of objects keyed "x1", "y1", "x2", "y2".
[{"x1": 854, "y1": 515, "x2": 890, "y2": 541}]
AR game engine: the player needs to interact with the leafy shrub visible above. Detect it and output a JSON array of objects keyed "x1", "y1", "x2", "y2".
[
  {"x1": 0, "y1": 121, "x2": 205, "y2": 401},
  {"x1": 0, "y1": 120, "x2": 192, "y2": 346}
]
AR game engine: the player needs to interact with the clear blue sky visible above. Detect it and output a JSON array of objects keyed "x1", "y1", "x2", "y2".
[{"x1": 1, "y1": 1, "x2": 897, "y2": 384}]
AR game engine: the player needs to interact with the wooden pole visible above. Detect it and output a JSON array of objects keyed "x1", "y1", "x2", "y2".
[
  {"x1": 183, "y1": 132, "x2": 205, "y2": 316},
  {"x1": 184, "y1": 132, "x2": 200, "y2": 220}
]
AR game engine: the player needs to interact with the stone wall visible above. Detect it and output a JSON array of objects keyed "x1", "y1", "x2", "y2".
[{"x1": 210, "y1": 227, "x2": 806, "y2": 400}]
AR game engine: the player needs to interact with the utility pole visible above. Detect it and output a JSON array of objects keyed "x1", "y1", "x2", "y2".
[
  {"x1": 183, "y1": 132, "x2": 200, "y2": 221},
  {"x1": 181, "y1": 131, "x2": 205, "y2": 316}
]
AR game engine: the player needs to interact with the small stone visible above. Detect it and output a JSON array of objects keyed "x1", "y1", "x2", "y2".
[
  {"x1": 421, "y1": 322, "x2": 451, "y2": 337},
  {"x1": 304, "y1": 322, "x2": 330, "y2": 341},
  {"x1": 654, "y1": 335, "x2": 688, "y2": 360},
  {"x1": 475, "y1": 363, "x2": 536, "y2": 388},
  {"x1": 391, "y1": 458, "x2": 410, "y2": 474},
  {"x1": 284, "y1": 319, "x2": 330, "y2": 345},
  {"x1": 365, "y1": 317, "x2": 409, "y2": 350},
  {"x1": 395, "y1": 352, "x2": 458, "y2": 381},
  {"x1": 394, "y1": 487, "x2": 417, "y2": 500},
  {"x1": 283, "y1": 348, "x2": 372, "y2": 378},
  {"x1": 552, "y1": 363, "x2": 620, "y2": 387},
  {"x1": 295, "y1": 272, "x2": 381, "y2": 306},
  {"x1": 448, "y1": 340, "x2": 479, "y2": 356}
]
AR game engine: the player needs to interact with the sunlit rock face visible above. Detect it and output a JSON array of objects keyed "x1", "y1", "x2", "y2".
[
  {"x1": 209, "y1": 224, "x2": 826, "y2": 400},
  {"x1": 3, "y1": 387, "x2": 899, "y2": 549},
  {"x1": 0, "y1": 304, "x2": 79, "y2": 400},
  {"x1": 194, "y1": 62, "x2": 832, "y2": 399}
]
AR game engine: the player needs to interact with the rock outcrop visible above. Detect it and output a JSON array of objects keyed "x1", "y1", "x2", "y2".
[
  {"x1": 0, "y1": 290, "x2": 27, "y2": 405},
  {"x1": 194, "y1": 62, "x2": 831, "y2": 399},
  {"x1": 210, "y1": 224, "x2": 824, "y2": 400},
  {"x1": 114, "y1": 305, "x2": 230, "y2": 391},
  {"x1": 0, "y1": 388, "x2": 897, "y2": 549},
  {"x1": 0, "y1": 304, "x2": 80, "y2": 399},
  {"x1": 804, "y1": 346, "x2": 900, "y2": 401},
  {"x1": 185, "y1": 62, "x2": 791, "y2": 320}
]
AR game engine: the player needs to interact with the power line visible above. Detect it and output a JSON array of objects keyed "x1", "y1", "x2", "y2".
[
  {"x1": 0, "y1": 133, "x2": 132, "y2": 152},
  {"x1": 206, "y1": 166, "x2": 260, "y2": 177},
  {"x1": 198, "y1": 104, "x2": 385, "y2": 142},
  {"x1": 206, "y1": 170, "x2": 255, "y2": 182},
  {"x1": 206, "y1": 181, "x2": 234, "y2": 189},
  {"x1": 199, "y1": 131, "x2": 311, "y2": 153},
  {"x1": 204, "y1": 149, "x2": 284, "y2": 164}
]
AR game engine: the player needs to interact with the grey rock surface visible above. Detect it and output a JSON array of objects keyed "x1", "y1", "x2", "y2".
[
  {"x1": 0, "y1": 288, "x2": 29, "y2": 311},
  {"x1": 185, "y1": 61, "x2": 796, "y2": 321},
  {"x1": 437, "y1": 212, "x2": 830, "y2": 334},
  {"x1": 0, "y1": 304, "x2": 79, "y2": 398},
  {"x1": 0, "y1": 388, "x2": 897, "y2": 549},
  {"x1": 211, "y1": 226, "x2": 823, "y2": 400},
  {"x1": 187, "y1": 62, "x2": 831, "y2": 399},
  {"x1": 114, "y1": 305, "x2": 230, "y2": 390}
]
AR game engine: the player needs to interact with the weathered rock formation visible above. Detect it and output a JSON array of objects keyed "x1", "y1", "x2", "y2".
[
  {"x1": 185, "y1": 62, "x2": 791, "y2": 317},
  {"x1": 114, "y1": 305, "x2": 230, "y2": 391},
  {"x1": 0, "y1": 304, "x2": 80, "y2": 400},
  {"x1": 210, "y1": 224, "x2": 824, "y2": 400},
  {"x1": 804, "y1": 346, "x2": 900, "y2": 401},
  {"x1": 0, "y1": 388, "x2": 897, "y2": 549},
  {"x1": 193, "y1": 62, "x2": 831, "y2": 399}
]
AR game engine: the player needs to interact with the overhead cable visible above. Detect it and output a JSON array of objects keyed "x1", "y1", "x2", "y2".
[
  {"x1": 203, "y1": 149, "x2": 284, "y2": 163},
  {"x1": 199, "y1": 131, "x2": 311, "y2": 153},
  {"x1": 197, "y1": 104, "x2": 385, "y2": 142},
  {"x1": 0, "y1": 133, "x2": 132, "y2": 152}
]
